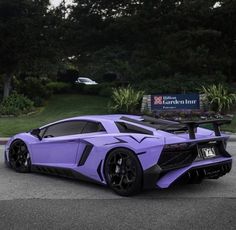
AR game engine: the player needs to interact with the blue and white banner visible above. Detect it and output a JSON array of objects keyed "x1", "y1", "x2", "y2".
[{"x1": 151, "y1": 93, "x2": 200, "y2": 110}]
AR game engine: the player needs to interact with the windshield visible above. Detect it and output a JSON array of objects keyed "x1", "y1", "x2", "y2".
[{"x1": 79, "y1": 78, "x2": 92, "y2": 83}]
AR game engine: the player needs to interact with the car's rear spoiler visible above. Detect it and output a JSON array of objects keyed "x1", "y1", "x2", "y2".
[
  {"x1": 120, "y1": 116, "x2": 231, "y2": 139},
  {"x1": 180, "y1": 119, "x2": 231, "y2": 139}
]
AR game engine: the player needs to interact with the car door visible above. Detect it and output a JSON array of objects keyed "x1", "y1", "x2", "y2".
[{"x1": 30, "y1": 120, "x2": 87, "y2": 165}]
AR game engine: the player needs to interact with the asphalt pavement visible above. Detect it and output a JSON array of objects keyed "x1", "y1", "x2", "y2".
[{"x1": 0, "y1": 143, "x2": 235, "y2": 230}]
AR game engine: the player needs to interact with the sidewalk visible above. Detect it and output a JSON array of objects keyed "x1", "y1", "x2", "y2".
[{"x1": 1, "y1": 134, "x2": 236, "y2": 145}]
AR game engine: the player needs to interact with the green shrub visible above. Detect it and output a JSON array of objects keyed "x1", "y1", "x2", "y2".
[
  {"x1": 110, "y1": 86, "x2": 144, "y2": 113},
  {"x1": 99, "y1": 87, "x2": 113, "y2": 97},
  {"x1": 0, "y1": 92, "x2": 34, "y2": 116},
  {"x1": 201, "y1": 84, "x2": 236, "y2": 113},
  {"x1": 14, "y1": 76, "x2": 52, "y2": 106},
  {"x1": 135, "y1": 73, "x2": 227, "y2": 94},
  {"x1": 82, "y1": 84, "x2": 102, "y2": 95},
  {"x1": 47, "y1": 82, "x2": 71, "y2": 94},
  {"x1": 75, "y1": 83, "x2": 85, "y2": 93}
]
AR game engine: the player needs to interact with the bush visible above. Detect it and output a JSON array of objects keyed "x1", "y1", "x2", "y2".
[
  {"x1": 0, "y1": 92, "x2": 34, "y2": 116},
  {"x1": 14, "y1": 76, "x2": 52, "y2": 106},
  {"x1": 82, "y1": 84, "x2": 102, "y2": 95},
  {"x1": 57, "y1": 69, "x2": 79, "y2": 84},
  {"x1": 135, "y1": 73, "x2": 227, "y2": 94},
  {"x1": 99, "y1": 87, "x2": 113, "y2": 97},
  {"x1": 201, "y1": 84, "x2": 236, "y2": 113},
  {"x1": 47, "y1": 82, "x2": 71, "y2": 94},
  {"x1": 109, "y1": 86, "x2": 144, "y2": 113}
]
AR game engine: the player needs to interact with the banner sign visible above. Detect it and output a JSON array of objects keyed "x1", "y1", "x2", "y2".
[{"x1": 151, "y1": 93, "x2": 200, "y2": 110}]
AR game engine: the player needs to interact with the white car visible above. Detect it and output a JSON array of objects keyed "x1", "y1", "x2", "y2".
[{"x1": 75, "y1": 77, "x2": 98, "y2": 85}]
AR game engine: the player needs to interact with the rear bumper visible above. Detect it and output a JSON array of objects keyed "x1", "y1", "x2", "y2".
[
  {"x1": 156, "y1": 157, "x2": 232, "y2": 188},
  {"x1": 143, "y1": 156, "x2": 232, "y2": 189}
]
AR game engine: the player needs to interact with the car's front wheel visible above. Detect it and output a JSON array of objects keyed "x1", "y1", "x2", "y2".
[
  {"x1": 104, "y1": 148, "x2": 142, "y2": 196},
  {"x1": 8, "y1": 139, "x2": 31, "y2": 173}
]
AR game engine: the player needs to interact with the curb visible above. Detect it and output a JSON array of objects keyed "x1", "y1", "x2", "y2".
[{"x1": 0, "y1": 140, "x2": 8, "y2": 145}]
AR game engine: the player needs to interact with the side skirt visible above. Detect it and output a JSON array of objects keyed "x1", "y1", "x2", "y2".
[{"x1": 31, "y1": 165, "x2": 104, "y2": 186}]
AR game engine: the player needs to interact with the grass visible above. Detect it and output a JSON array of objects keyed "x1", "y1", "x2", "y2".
[
  {"x1": 222, "y1": 115, "x2": 236, "y2": 133},
  {"x1": 0, "y1": 94, "x2": 109, "y2": 137}
]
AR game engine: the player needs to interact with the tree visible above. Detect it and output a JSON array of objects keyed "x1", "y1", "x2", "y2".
[{"x1": 0, "y1": 0, "x2": 62, "y2": 98}]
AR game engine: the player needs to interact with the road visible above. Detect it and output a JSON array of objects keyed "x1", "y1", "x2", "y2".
[{"x1": 0, "y1": 143, "x2": 235, "y2": 230}]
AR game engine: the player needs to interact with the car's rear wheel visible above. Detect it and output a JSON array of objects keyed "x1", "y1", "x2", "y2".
[
  {"x1": 9, "y1": 139, "x2": 31, "y2": 173},
  {"x1": 104, "y1": 148, "x2": 142, "y2": 196}
]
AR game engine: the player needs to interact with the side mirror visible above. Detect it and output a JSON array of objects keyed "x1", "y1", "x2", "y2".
[{"x1": 30, "y1": 128, "x2": 42, "y2": 140}]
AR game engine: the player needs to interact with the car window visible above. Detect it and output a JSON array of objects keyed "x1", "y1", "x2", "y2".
[
  {"x1": 82, "y1": 122, "x2": 106, "y2": 133},
  {"x1": 43, "y1": 121, "x2": 87, "y2": 138},
  {"x1": 79, "y1": 78, "x2": 91, "y2": 83},
  {"x1": 115, "y1": 122, "x2": 153, "y2": 135}
]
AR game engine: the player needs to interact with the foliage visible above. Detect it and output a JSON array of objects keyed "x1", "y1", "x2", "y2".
[
  {"x1": 47, "y1": 81, "x2": 71, "y2": 94},
  {"x1": 0, "y1": 0, "x2": 63, "y2": 98},
  {"x1": 110, "y1": 86, "x2": 144, "y2": 113},
  {"x1": 13, "y1": 76, "x2": 52, "y2": 106},
  {"x1": 0, "y1": 92, "x2": 34, "y2": 116},
  {"x1": 57, "y1": 69, "x2": 79, "y2": 84},
  {"x1": 201, "y1": 84, "x2": 236, "y2": 113},
  {"x1": 1, "y1": 0, "x2": 236, "y2": 100},
  {"x1": 64, "y1": 0, "x2": 236, "y2": 86},
  {"x1": 135, "y1": 72, "x2": 227, "y2": 94}
]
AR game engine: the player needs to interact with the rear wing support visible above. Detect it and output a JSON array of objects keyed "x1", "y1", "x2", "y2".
[{"x1": 181, "y1": 119, "x2": 231, "y2": 139}]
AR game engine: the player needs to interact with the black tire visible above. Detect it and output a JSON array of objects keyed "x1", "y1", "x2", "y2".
[
  {"x1": 4, "y1": 150, "x2": 12, "y2": 168},
  {"x1": 8, "y1": 139, "x2": 31, "y2": 173},
  {"x1": 104, "y1": 148, "x2": 142, "y2": 196}
]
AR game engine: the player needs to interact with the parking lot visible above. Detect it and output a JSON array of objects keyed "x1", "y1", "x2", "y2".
[{"x1": 0, "y1": 143, "x2": 235, "y2": 230}]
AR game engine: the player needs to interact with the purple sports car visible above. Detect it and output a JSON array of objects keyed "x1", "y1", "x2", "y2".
[{"x1": 4, "y1": 114, "x2": 232, "y2": 196}]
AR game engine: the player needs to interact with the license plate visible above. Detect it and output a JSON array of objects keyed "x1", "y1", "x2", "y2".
[{"x1": 201, "y1": 147, "x2": 216, "y2": 158}]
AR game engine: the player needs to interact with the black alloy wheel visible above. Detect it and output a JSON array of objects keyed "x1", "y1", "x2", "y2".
[
  {"x1": 9, "y1": 139, "x2": 31, "y2": 173},
  {"x1": 104, "y1": 148, "x2": 142, "y2": 196}
]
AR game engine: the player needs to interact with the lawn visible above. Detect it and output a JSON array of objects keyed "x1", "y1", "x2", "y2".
[
  {"x1": 222, "y1": 115, "x2": 236, "y2": 133},
  {"x1": 0, "y1": 94, "x2": 109, "y2": 137}
]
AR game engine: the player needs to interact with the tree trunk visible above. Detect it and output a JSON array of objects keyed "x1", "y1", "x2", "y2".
[{"x1": 3, "y1": 74, "x2": 12, "y2": 98}]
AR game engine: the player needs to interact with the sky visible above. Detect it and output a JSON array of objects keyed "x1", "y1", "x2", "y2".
[
  {"x1": 50, "y1": 0, "x2": 73, "y2": 7},
  {"x1": 50, "y1": 0, "x2": 61, "y2": 7}
]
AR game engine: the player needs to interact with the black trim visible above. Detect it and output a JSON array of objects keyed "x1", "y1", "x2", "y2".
[
  {"x1": 121, "y1": 116, "x2": 188, "y2": 132},
  {"x1": 121, "y1": 116, "x2": 232, "y2": 139},
  {"x1": 97, "y1": 160, "x2": 104, "y2": 181},
  {"x1": 78, "y1": 144, "x2": 93, "y2": 166},
  {"x1": 128, "y1": 135, "x2": 159, "y2": 143},
  {"x1": 143, "y1": 164, "x2": 162, "y2": 189},
  {"x1": 137, "y1": 151, "x2": 146, "y2": 156},
  {"x1": 104, "y1": 135, "x2": 158, "y2": 146},
  {"x1": 158, "y1": 144, "x2": 198, "y2": 171},
  {"x1": 115, "y1": 121, "x2": 154, "y2": 135},
  {"x1": 31, "y1": 165, "x2": 103, "y2": 185},
  {"x1": 170, "y1": 159, "x2": 232, "y2": 186}
]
